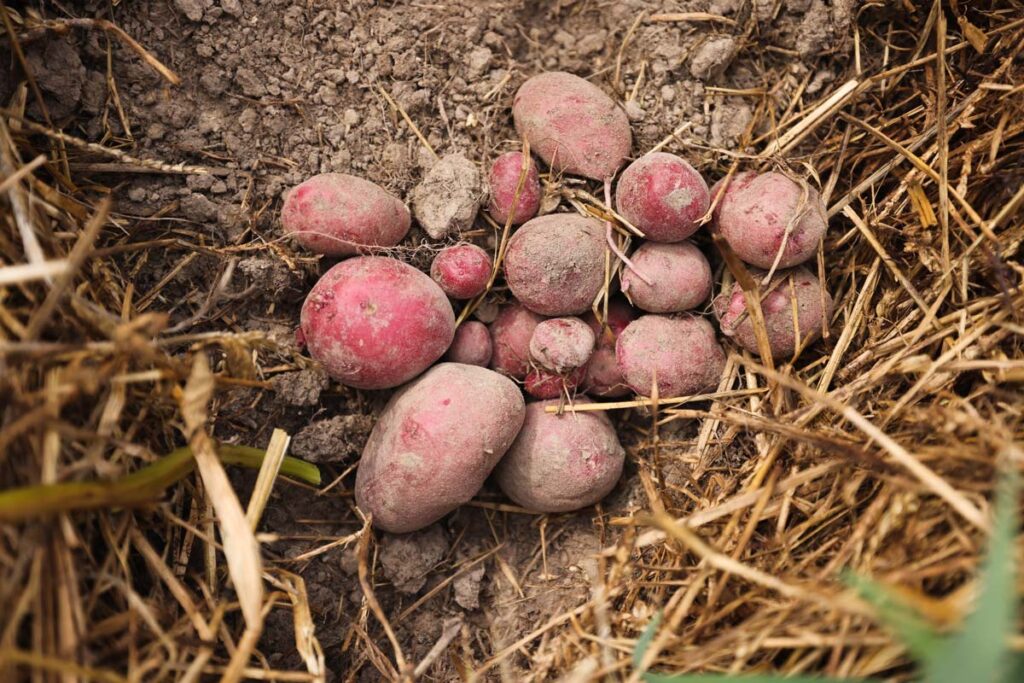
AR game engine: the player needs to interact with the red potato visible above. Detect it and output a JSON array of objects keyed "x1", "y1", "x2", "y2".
[
  {"x1": 582, "y1": 298, "x2": 639, "y2": 398},
  {"x1": 494, "y1": 399, "x2": 625, "y2": 513},
  {"x1": 300, "y1": 257, "x2": 455, "y2": 389},
  {"x1": 615, "y1": 152, "x2": 710, "y2": 242},
  {"x1": 714, "y1": 266, "x2": 833, "y2": 358},
  {"x1": 620, "y1": 241, "x2": 712, "y2": 313},
  {"x1": 616, "y1": 315, "x2": 726, "y2": 397},
  {"x1": 529, "y1": 317, "x2": 595, "y2": 373},
  {"x1": 355, "y1": 363, "x2": 526, "y2": 533},
  {"x1": 444, "y1": 321, "x2": 493, "y2": 367},
  {"x1": 524, "y1": 365, "x2": 587, "y2": 399},
  {"x1": 281, "y1": 173, "x2": 410, "y2": 256},
  {"x1": 714, "y1": 171, "x2": 827, "y2": 269},
  {"x1": 504, "y1": 213, "x2": 606, "y2": 316},
  {"x1": 513, "y1": 71, "x2": 631, "y2": 181},
  {"x1": 430, "y1": 244, "x2": 492, "y2": 299},
  {"x1": 489, "y1": 303, "x2": 544, "y2": 380},
  {"x1": 488, "y1": 152, "x2": 542, "y2": 226}
]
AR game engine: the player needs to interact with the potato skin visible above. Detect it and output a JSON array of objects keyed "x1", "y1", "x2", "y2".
[
  {"x1": 529, "y1": 317, "x2": 595, "y2": 373},
  {"x1": 300, "y1": 257, "x2": 455, "y2": 389},
  {"x1": 513, "y1": 71, "x2": 631, "y2": 181},
  {"x1": 713, "y1": 266, "x2": 832, "y2": 358},
  {"x1": 615, "y1": 153, "x2": 709, "y2": 242},
  {"x1": 494, "y1": 400, "x2": 625, "y2": 513},
  {"x1": 355, "y1": 363, "x2": 526, "y2": 533},
  {"x1": 582, "y1": 298, "x2": 639, "y2": 398},
  {"x1": 714, "y1": 172, "x2": 827, "y2": 269},
  {"x1": 524, "y1": 365, "x2": 586, "y2": 399},
  {"x1": 281, "y1": 173, "x2": 410, "y2": 256},
  {"x1": 431, "y1": 244, "x2": 492, "y2": 299},
  {"x1": 445, "y1": 321, "x2": 493, "y2": 367},
  {"x1": 621, "y1": 241, "x2": 712, "y2": 313},
  {"x1": 489, "y1": 303, "x2": 544, "y2": 380},
  {"x1": 488, "y1": 152, "x2": 541, "y2": 226},
  {"x1": 504, "y1": 213, "x2": 606, "y2": 316},
  {"x1": 615, "y1": 315, "x2": 725, "y2": 397}
]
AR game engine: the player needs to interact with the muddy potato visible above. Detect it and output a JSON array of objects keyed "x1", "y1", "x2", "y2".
[
  {"x1": 582, "y1": 298, "x2": 639, "y2": 398},
  {"x1": 489, "y1": 303, "x2": 545, "y2": 380},
  {"x1": 444, "y1": 321, "x2": 493, "y2": 367},
  {"x1": 615, "y1": 315, "x2": 725, "y2": 398},
  {"x1": 430, "y1": 244, "x2": 492, "y2": 299},
  {"x1": 615, "y1": 152, "x2": 709, "y2": 243},
  {"x1": 488, "y1": 151, "x2": 542, "y2": 225},
  {"x1": 529, "y1": 317, "x2": 595, "y2": 373},
  {"x1": 621, "y1": 241, "x2": 712, "y2": 313}
]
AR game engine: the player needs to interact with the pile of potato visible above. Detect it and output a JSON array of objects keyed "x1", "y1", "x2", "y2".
[{"x1": 282, "y1": 71, "x2": 833, "y2": 534}]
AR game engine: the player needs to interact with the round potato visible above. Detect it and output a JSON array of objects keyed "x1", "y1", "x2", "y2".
[
  {"x1": 489, "y1": 303, "x2": 545, "y2": 380},
  {"x1": 445, "y1": 321, "x2": 493, "y2": 366},
  {"x1": 615, "y1": 315, "x2": 725, "y2": 397},
  {"x1": 582, "y1": 298, "x2": 639, "y2": 398},
  {"x1": 488, "y1": 152, "x2": 542, "y2": 226},
  {"x1": 529, "y1": 317, "x2": 595, "y2": 373},
  {"x1": 615, "y1": 152, "x2": 709, "y2": 242},
  {"x1": 431, "y1": 244, "x2": 492, "y2": 299},
  {"x1": 621, "y1": 241, "x2": 712, "y2": 313}
]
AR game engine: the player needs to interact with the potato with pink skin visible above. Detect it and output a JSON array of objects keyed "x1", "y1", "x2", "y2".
[
  {"x1": 583, "y1": 298, "x2": 639, "y2": 398},
  {"x1": 430, "y1": 244, "x2": 492, "y2": 299},
  {"x1": 504, "y1": 213, "x2": 605, "y2": 316},
  {"x1": 281, "y1": 173, "x2": 410, "y2": 256},
  {"x1": 615, "y1": 153, "x2": 710, "y2": 242},
  {"x1": 355, "y1": 363, "x2": 525, "y2": 533},
  {"x1": 488, "y1": 152, "x2": 541, "y2": 225},
  {"x1": 513, "y1": 71, "x2": 631, "y2": 181},
  {"x1": 488, "y1": 304, "x2": 544, "y2": 380},
  {"x1": 714, "y1": 171, "x2": 827, "y2": 269},
  {"x1": 494, "y1": 399, "x2": 625, "y2": 513},
  {"x1": 529, "y1": 317, "x2": 595, "y2": 373},
  {"x1": 300, "y1": 257, "x2": 455, "y2": 390},
  {"x1": 524, "y1": 365, "x2": 587, "y2": 399},
  {"x1": 616, "y1": 315, "x2": 725, "y2": 397},
  {"x1": 714, "y1": 266, "x2": 833, "y2": 358},
  {"x1": 621, "y1": 241, "x2": 712, "y2": 313},
  {"x1": 444, "y1": 321, "x2": 493, "y2": 366}
]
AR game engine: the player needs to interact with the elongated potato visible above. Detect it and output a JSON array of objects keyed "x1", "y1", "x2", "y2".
[
  {"x1": 615, "y1": 315, "x2": 725, "y2": 397},
  {"x1": 488, "y1": 152, "x2": 541, "y2": 226},
  {"x1": 513, "y1": 71, "x2": 631, "y2": 181},
  {"x1": 494, "y1": 399, "x2": 625, "y2": 513},
  {"x1": 504, "y1": 213, "x2": 605, "y2": 316},
  {"x1": 300, "y1": 256, "x2": 455, "y2": 389},
  {"x1": 355, "y1": 363, "x2": 526, "y2": 533},
  {"x1": 281, "y1": 173, "x2": 410, "y2": 256}
]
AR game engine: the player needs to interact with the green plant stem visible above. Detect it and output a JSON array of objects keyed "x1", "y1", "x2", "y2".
[{"x1": 0, "y1": 445, "x2": 321, "y2": 523}]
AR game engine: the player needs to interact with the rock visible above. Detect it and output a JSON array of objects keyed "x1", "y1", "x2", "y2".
[
  {"x1": 412, "y1": 154, "x2": 483, "y2": 240},
  {"x1": 453, "y1": 564, "x2": 486, "y2": 610}
]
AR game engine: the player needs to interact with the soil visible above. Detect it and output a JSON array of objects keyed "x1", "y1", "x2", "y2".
[{"x1": 14, "y1": 0, "x2": 854, "y2": 677}]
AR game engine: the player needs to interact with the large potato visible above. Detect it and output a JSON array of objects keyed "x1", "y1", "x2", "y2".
[
  {"x1": 494, "y1": 399, "x2": 625, "y2": 513},
  {"x1": 355, "y1": 363, "x2": 526, "y2": 533},
  {"x1": 300, "y1": 257, "x2": 455, "y2": 389},
  {"x1": 513, "y1": 71, "x2": 631, "y2": 181},
  {"x1": 281, "y1": 173, "x2": 410, "y2": 256},
  {"x1": 615, "y1": 152, "x2": 709, "y2": 242},
  {"x1": 615, "y1": 315, "x2": 725, "y2": 397},
  {"x1": 504, "y1": 213, "x2": 605, "y2": 316}
]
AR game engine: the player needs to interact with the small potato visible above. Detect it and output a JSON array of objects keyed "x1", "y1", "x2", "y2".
[
  {"x1": 430, "y1": 244, "x2": 492, "y2": 299},
  {"x1": 616, "y1": 315, "x2": 725, "y2": 397},
  {"x1": 620, "y1": 241, "x2": 712, "y2": 313},
  {"x1": 714, "y1": 171, "x2": 827, "y2": 269},
  {"x1": 713, "y1": 266, "x2": 833, "y2": 358},
  {"x1": 524, "y1": 365, "x2": 587, "y2": 399},
  {"x1": 355, "y1": 363, "x2": 525, "y2": 533},
  {"x1": 445, "y1": 321, "x2": 493, "y2": 367},
  {"x1": 282, "y1": 173, "x2": 410, "y2": 256},
  {"x1": 494, "y1": 400, "x2": 625, "y2": 513},
  {"x1": 582, "y1": 298, "x2": 639, "y2": 398},
  {"x1": 513, "y1": 71, "x2": 631, "y2": 181},
  {"x1": 488, "y1": 152, "x2": 541, "y2": 226},
  {"x1": 504, "y1": 213, "x2": 605, "y2": 316},
  {"x1": 300, "y1": 256, "x2": 455, "y2": 389},
  {"x1": 489, "y1": 303, "x2": 544, "y2": 380},
  {"x1": 615, "y1": 152, "x2": 709, "y2": 242},
  {"x1": 529, "y1": 317, "x2": 595, "y2": 373}
]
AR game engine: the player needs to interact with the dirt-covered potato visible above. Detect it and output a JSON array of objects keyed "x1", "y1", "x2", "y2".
[
  {"x1": 582, "y1": 298, "x2": 639, "y2": 398},
  {"x1": 355, "y1": 363, "x2": 526, "y2": 533},
  {"x1": 615, "y1": 152, "x2": 709, "y2": 242},
  {"x1": 615, "y1": 315, "x2": 725, "y2": 397},
  {"x1": 430, "y1": 244, "x2": 492, "y2": 299},
  {"x1": 529, "y1": 317, "x2": 595, "y2": 373},
  {"x1": 620, "y1": 241, "x2": 712, "y2": 313},
  {"x1": 489, "y1": 303, "x2": 544, "y2": 380},
  {"x1": 444, "y1": 321, "x2": 493, "y2": 366},
  {"x1": 488, "y1": 151, "x2": 542, "y2": 226}
]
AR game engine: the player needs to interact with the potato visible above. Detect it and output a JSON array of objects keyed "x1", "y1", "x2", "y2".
[
  {"x1": 430, "y1": 244, "x2": 492, "y2": 299},
  {"x1": 281, "y1": 173, "x2": 411, "y2": 256},
  {"x1": 615, "y1": 152, "x2": 709, "y2": 242},
  {"x1": 494, "y1": 399, "x2": 625, "y2": 513},
  {"x1": 504, "y1": 213, "x2": 605, "y2": 316},
  {"x1": 529, "y1": 317, "x2": 595, "y2": 373},
  {"x1": 620, "y1": 241, "x2": 712, "y2": 313},
  {"x1": 713, "y1": 265, "x2": 833, "y2": 358},
  {"x1": 714, "y1": 171, "x2": 827, "y2": 269},
  {"x1": 444, "y1": 321, "x2": 493, "y2": 367},
  {"x1": 300, "y1": 256, "x2": 455, "y2": 389},
  {"x1": 615, "y1": 315, "x2": 725, "y2": 397},
  {"x1": 513, "y1": 71, "x2": 631, "y2": 181},
  {"x1": 582, "y1": 298, "x2": 639, "y2": 398},
  {"x1": 524, "y1": 366, "x2": 586, "y2": 399},
  {"x1": 488, "y1": 152, "x2": 541, "y2": 226},
  {"x1": 489, "y1": 303, "x2": 544, "y2": 380},
  {"x1": 355, "y1": 363, "x2": 526, "y2": 532}
]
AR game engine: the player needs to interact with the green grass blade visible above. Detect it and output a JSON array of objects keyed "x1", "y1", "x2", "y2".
[
  {"x1": 843, "y1": 571, "x2": 941, "y2": 663},
  {"x1": 634, "y1": 611, "x2": 663, "y2": 670}
]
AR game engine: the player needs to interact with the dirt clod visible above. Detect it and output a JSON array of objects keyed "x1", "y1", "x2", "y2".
[
  {"x1": 379, "y1": 525, "x2": 449, "y2": 594},
  {"x1": 289, "y1": 413, "x2": 374, "y2": 463},
  {"x1": 412, "y1": 154, "x2": 482, "y2": 240}
]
